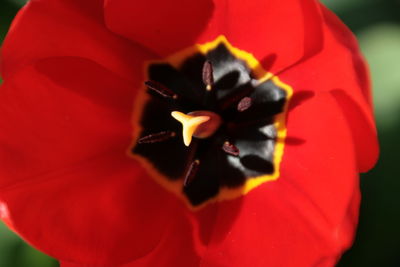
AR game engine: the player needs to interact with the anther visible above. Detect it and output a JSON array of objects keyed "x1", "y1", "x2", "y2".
[
  {"x1": 202, "y1": 61, "x2": 214, "y2": 91},
  {"x1": 219, "y1": 86, "x2": 254, "y2": 110},
  {"x1": 222, "y1": 141, "x2": 240, "y2": 156},
  {"x1": 184, "y1": 159, "x2": 200, "y2": 187},
  {"x1": 138, "y1": 131, "x2": 176, "y2": 144},
  {"x1": 237, "y1": 97, "x2": 253, "y2": 112},
  {"x1": 145, "y1": 80, "x2": 178, "y2": 99}
]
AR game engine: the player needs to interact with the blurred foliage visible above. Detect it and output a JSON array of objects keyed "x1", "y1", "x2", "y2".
[
  {"x1": 1, "y1": 0, "x2": 400, "y2": 266},
  {"x1": 0, "y1": 222, "x2": 57, "y2": 266}
]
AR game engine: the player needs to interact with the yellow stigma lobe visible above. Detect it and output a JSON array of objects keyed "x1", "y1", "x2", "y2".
[{"x1": 171, "y1": 111, "x2": 210, "y2": 146}]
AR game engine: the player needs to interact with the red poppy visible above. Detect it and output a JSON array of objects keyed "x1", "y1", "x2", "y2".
[{"x1": 0, "y1": 0, "x2": 379, "y2": 267}]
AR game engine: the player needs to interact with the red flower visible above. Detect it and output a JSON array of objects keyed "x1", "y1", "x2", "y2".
[{"x1": 0, "y1": 0, "x2": 379, "y2": 267}]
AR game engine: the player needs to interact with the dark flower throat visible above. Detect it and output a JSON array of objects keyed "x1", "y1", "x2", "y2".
[{"x1": 132, "y1": 43, "x2": 288, "y2": 206}]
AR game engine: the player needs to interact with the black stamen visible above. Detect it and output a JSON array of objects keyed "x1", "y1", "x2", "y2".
[
  {"x1": 145, "y1": 80, "x2": 178, "y2": 99},
  {"x1": 237, "y1": 97, "x2": 253, "y2": 112},
  {"x1": 138, "y1": 131, "x2": 176, "y2": 144},
  {"x1": 202, "y1": 61, "x2": 214, "y2": 91},
  {"x1": 222, "y1": 141, "x2": 240, "y2": 156},
  {"x1": 184, "y1": 159, "x2": 200, "y2": 187}
]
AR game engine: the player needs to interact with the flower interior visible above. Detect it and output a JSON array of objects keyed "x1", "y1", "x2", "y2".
[{"x1": 131, "y1": 36, "x2": 293, "y2": 208}]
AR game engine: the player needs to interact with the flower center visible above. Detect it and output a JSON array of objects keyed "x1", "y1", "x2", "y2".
[{"x1": 130, "y1": 36, "x2": 292, "y2": 208}]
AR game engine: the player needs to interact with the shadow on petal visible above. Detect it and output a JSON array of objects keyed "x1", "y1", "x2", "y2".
[
  {"x1": 330, "y1": 89, "x2": 379, "y2": 172},
  {"x1": 288, "y1": 90, "x2": 316, "y2": 112},
  {"x1": 104, "y1": 0, "x2": 215, "y2": 57}
]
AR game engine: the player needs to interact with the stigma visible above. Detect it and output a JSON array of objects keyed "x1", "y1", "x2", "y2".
[{"x1": 171, "y1": 111, "x2": 222, "y2": 146}]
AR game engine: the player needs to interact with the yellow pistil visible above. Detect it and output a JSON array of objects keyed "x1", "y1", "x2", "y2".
[{"x1": 171, "y1": 111, "x2": 210, "y2": 146}]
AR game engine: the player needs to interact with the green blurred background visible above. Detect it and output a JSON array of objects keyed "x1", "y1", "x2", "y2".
[{"x1": 0, "y1": 0, "x2": 399, "y2": 266}]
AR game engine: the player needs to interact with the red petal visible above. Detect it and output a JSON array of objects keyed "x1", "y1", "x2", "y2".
[
  {"x1": 0, "y1": 156, "x2": 176, "y2": 266},
  {"x1": 60, "y1": 205, "x2": 220, "y2": 267},
  {"x1": 280, "y1": 5, "x2": 379, "y2": 173},
  {"x1": 206, "y1": 0, "x2": 324, "y2": 74},
  {"x1": 0, "y1": 57, "x2": 134, "y2": 189},
  {"x1": 320, "y1": 5, "x2": 374, "y2": 107},
  {"x1": 0, "y1": 58, "x2": 176, "y2": 266},
  {"x1": 1, "y1": 0, "x2": 152, "y2": 82},
  {"x1": 200, "y1": 93, "x2": 360, "y2": 266},
  {"x1": 103, "y1": 0, "x2": 215, "y2": 57},
  {"x1": 104, "y1": 0, "x2": 324, "y2": 73}
]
